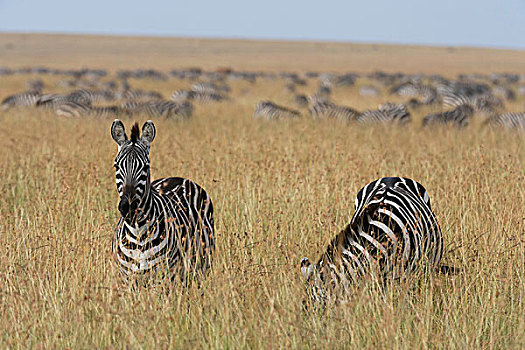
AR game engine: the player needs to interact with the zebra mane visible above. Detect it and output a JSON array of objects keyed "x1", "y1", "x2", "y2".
[{"x1": 130, "y1": 122, "x2": 140, "y2": 143}]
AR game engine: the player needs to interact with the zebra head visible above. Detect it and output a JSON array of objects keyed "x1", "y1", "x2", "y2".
[{"x1": 111, "y1": 119, "x2": 156, "y2": 222}]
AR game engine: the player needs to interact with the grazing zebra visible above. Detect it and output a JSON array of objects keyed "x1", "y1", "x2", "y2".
[
  {"x1": 56, "y1": 102, "x2": 123, "y2": 118},
  {"x1": 111, "y1": 120, "x2": 215, "y2": 282},
  {"x1": 171, "y1": 89, "x2": 225, "y2": 103},
  {"x1": 442, "y1": 92, "x2": 503, "y2": 115},
  {"x1": 356, "y1": 103, "x2": 411, "y2": 125},
  {"x1": 390, "y1": 82, "x2": 420, "y2": 97},
  {"x1": 309, "y1": 101, "x2": 359, "y2": 122},
  {"x1": 391, "y1": 83, "x2": 438, "y2": 105},
  {"x1": 484, "y1": 112, "x2": 525, "y2": 131},
  {"x1": 55, "y1": 101, "x2": 92, "y2": 117},
  {"x1": 35, "y1": 90, "x2": 109, "y2": 109},
  {"x1": 301, "y1": 177, "x2": 443, "y2": 303},
  {"x1": 1, "y1": 91, "x2": 41, "y2": 110},
  {"x1": 123, "y1": 101, "x2": 193, "y2": 119},
  {"x1": 422, "y1": 104, "x2": 475, "y2": 128},
  {"x1": 117, "y1": 88, "x2": 163, "y2": 102},
  {"x1": 191, "y1": 82, "x2": 231, "y2": 94},
  {"x1": 36, "y1": 93, "x2": 76, "y2": 109},
  {"x1": 253, "y1": 101, "x2": 301, "y2": 120}
]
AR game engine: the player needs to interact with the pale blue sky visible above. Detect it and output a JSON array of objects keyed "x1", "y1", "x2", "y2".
[{"x1": 0, "y1": 0, "x2": 524, "y2": 49}]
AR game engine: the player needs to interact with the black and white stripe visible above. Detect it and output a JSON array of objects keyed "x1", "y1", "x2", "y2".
[
  {"x1": 122, "y1": 101, "x2": 193, "y2": 119},
  {"x1": 171, "y1": 89, "x2": 225, "y2": 103},
  {"x1": 191, "y1": 82, "x2": 231, "y2": 94},
  {"x1": 56, "y1": 102, "x2": 123, "y2": 118},
  {"x1": 484, "y1": 112, "x2": 525, "y2": 131},
  {"x1": 422, "y1": 104, "x2": 475, "y2": 128},
  {"x1": 117, "y1": 87, "x2": 163, "y2": 102},
  {"x1": 356, "y1": 103, "x2": 411, "y2": 125},
  {"x1": 441, "y1": 92, "x2": 503, "y2": 114},
  {"x1": 301, "y1": 177, "x2": 442, "y2": 302},
  {"x1": 111, "y1": 120, "x2": 214, "y2": 283},
  {"x1": 253, "y1": 101, "x2": 301, "y2": 120},
  {"x1": 1, "y1": 91, "x2": 41, "y2": 110},
  {"x1": 309, "y1": 101, "x2": 359, "y2": 122}
]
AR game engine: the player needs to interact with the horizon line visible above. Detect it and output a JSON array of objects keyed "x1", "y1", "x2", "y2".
[{"x1": 1, "y1": 29, "x2": 524, "y2": 52}]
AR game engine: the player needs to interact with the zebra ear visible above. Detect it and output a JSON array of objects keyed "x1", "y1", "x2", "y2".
[
  {"x1": 111, "y1": 119, "x2": 128, "y2": 146},
  {"x1": 301, "y1": 257, "x2": 312, "y2": 280},
  {"x1": 141, "y1": 120, "x2": 156, "y2": 146}
]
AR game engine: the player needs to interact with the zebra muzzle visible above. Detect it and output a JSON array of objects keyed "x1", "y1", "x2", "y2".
[{"x1": 118, "y1": 196, "x2": 139, "y2": 218}]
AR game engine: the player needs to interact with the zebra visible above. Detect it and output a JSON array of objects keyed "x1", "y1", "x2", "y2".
[
  {"x1": 301, "y1": 177, "x2": 443, "y2": 303},
  {"x1": 35, "y1": 90, "x2": 107, "y2": 109},
  {"x1": 356, "y1": 103, "x2": 411, "y2": 125},
  {"x1": 55, "y1": 101, "x2": 92, "y2": 117},
  {"x1": 171, "y1": 89, "x2": 225, "y2": 104},
  {"x1": 440, "y1": 88, "x2": 503, "y2": 116},
  {"x1": 309, "y1": 101, "x2": 359, "y2": 122},
  {"x1": 36, "y1": 93, "x2": 77, "y2": 109},
  {"x1": 110, "y1": 120, "x2": 215, "y2": 283},
  {"x1": 1, "y1": 91, "x2": 41, "y2": 110},
  {"x1": 253, "y1": 101, "x2": 301, "y2": 120},
  {"x1": 191, "y1": 82, "x2": 231, "y2": 94},
  {"x1": 391, "y1": 83, "x2": 438, "y2": 105},
  {"x1": 123, "y1": 101, "x2": 193, "y2": 119},
  {"x1": 56, "y1": 102, "x2": 123, "y2": 118},
  {"x1": 390, "y1": 81, "x2": 420, "y2": 97},
  {"x1": 117, "y1": 88, "x2": 163, "y2": 102},
  {"x1": 422, "y1": 104, "x2": 475, "y2": 128},
  {"x1": 484, "y1": 112, "x2": 525, "y2": 131}
]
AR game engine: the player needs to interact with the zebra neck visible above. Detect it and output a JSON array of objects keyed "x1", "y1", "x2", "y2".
[
  {"x1": 135, "y1": 186, "x2": 154, "y2": 225},
  {"x1": 147, "y1": 189, "x2": 172, "y2": 221}
]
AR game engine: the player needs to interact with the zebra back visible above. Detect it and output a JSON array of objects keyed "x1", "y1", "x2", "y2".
[
  {"x1": 253, "y1": 101, "x2": 301, "y2": 120},
  {"x1": 484, "y1": 112, "x2": 525, "y2": 130},
  {"x1": 422, "y1": 104, "x2": 475, "y2": 128},
  {"x1": 356, "y1": 103, "x2": 410, "y2": 125},
  {"x1": 309, "y1": 101, "x2": 359, "y2": 122}
]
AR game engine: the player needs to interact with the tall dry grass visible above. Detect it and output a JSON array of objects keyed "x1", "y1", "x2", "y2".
[{"x1": 0, "y1": 60, "x2": 524, "y2": 348}]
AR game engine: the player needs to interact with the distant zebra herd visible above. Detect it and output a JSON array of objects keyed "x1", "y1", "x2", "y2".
[
  {"x1": 1, "y1": 87, "x2": 218, "y2": 119},
  {"x1": 1, "y1": 66, "x2": 524, "y2": 131}
]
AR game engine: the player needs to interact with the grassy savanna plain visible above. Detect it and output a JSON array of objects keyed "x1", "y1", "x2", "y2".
[{"x1": 0, "y1": 34, "x2": 525, "y2": 349}]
